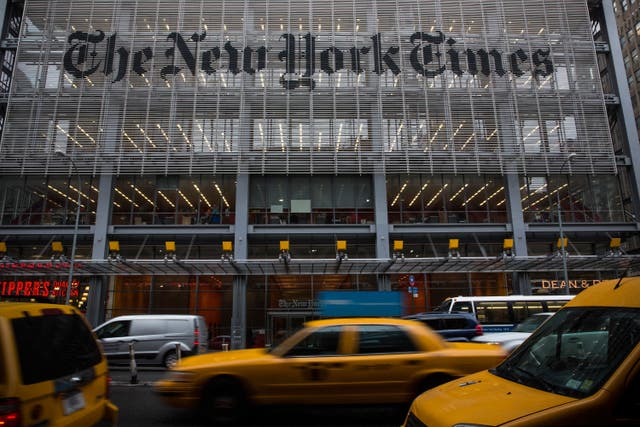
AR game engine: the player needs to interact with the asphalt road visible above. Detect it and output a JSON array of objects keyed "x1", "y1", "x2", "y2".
[{"x1": 109, "y1": 367, "x2": 406, "y2": 427}]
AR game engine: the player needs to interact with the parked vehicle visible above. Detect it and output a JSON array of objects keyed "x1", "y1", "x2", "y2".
[
  {"x1": 0, "y1": 302, "x2": 118, "y2": 427},
  {"x1": 93, "y1": 314, "x2": 208, "y2": 368},
  {"x1": 472, "y1": 312, "x2": 554, "y2": 352},
  {"x1": 403, "y1": 277, "x2": 640, "y2": 427},
  {"x1": 403, "y1": 312, "x2": 483, "y2": 341},
  {"x1": 153, "y1": 317, "x2": 506, "y2": 424},
  {"x1": 434, "y1": 294, "x2": 573, "y2": 332}
]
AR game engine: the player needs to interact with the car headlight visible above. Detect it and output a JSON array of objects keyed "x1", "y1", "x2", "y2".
[{"x1": 165, "y1": 371, "x2": 196, "y2": 383}]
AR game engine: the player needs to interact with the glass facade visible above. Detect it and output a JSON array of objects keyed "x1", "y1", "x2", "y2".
[{"x1": 0, "y1": 0, "x2": 637, "y2": 350}]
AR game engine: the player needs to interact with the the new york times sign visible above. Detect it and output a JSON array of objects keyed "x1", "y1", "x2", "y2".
[{"x1": 63, "y1": 30, "x2": 554, "y2": 90}]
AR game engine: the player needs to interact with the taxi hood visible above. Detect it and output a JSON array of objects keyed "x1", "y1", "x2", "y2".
[
  {"x1": 411, "y1": 370, "x2": 575, "y2": 426},
  {"x1": 174, "y1": 348, "x2": 269, "y2": 369}
]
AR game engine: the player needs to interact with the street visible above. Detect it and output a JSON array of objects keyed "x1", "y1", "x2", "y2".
[{"x1": 109, "y1": 367, "x2": 406, "y2": 427}]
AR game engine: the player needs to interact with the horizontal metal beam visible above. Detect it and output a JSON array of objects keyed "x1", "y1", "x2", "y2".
[{"x1": 1, "y1": 254, "x2": 637, "y2": 276}]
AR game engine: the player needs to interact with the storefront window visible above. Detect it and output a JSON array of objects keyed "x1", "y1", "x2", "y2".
[
  {"x1": 249, "y1": 175, "x2": 373, "y2": 225},
  {"x1": 0, "y1": 175, "x2": 97, "y2": 226},
  {"x1": 112, "y1": 175, "x2": 235, "y2": 225},
  {"x1": 522, "y1": 174, "x2": 625, "y2": 223},
  {"x1": 105, "y1": 275, "x2": 233, "y2": 345},
  {"x1": 387, "y1": 174, "x2": 507, "y2": 224},
  {"x1": 246, "y1": 275, "x2": 377, "y2": 347},
  {"x1": 390, "y1": 273, "x2": 510, "y2": 315}
]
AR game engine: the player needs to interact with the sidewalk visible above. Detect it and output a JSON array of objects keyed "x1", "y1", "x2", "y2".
[{"x1": 109, "y1": 366, "x2": 167, "y2": 386}]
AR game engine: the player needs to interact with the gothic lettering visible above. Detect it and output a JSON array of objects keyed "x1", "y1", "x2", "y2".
[{"x1": 62, "y1": 29, "x2": 555, "y2": 90}]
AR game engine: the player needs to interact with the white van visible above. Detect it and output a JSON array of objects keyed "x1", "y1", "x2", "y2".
[{"x1": 93, "y1": 314, "x2": 208, "y2": 368}]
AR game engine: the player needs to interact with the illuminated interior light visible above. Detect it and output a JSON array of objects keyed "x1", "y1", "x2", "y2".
[
  {"x1": 114, "y1": 187, "x2": 140, "y2": 208},
  {"x1": 56, "y1": 124, "x2": 83, "y2": 148},
  {"x1": 69, "y1": 184, "x2": 95, "y2": 204},
  {"x1": 449, "y1": 184, "x2": 469, "y2": 202},
  {"x1": 76, "y1": 125, "x2": 97, "y2": 144},
  {"x1": 47, "y1": 185, "x2": 84, "y2": 208},
  {"x1": 136, "y1": 124, "x2": 157, "y2": 148},
  {"x1": 193, "y1": 184, "x2": 212, "y2": 207},
  {"x1": 195, "y1": 121, "x2": 212, "y2": 151},
  {"x1": 122, "y1": 131, "x2": 143, "y2": 153},
  {"x1": 176, "y1": 123, "x2": 192, "y2": 147},
  {"x1": 178, "y1": 190, "x2": 194, "y2": 208},
  {"x1": 462, "y1": 183, "x2": 491, "y2": 206},
  {"x1": 391, "y1": 182, "x2": 408, "y2": 207},
  {"x1": 426, "y1": 184, "x2": 448, "y2": 207},
  {"x1": 157, "y1": 191, "x2": 176, "y2": 208},
  {"x1": 131, "y1": 185, "x2": 155, "y2": 206},
  {"x1": 112, "y1": 201, "x2": 121, "y2": 208},
  {"x1": 409, "y1": 182, "x2": 429, "y2": 207},
  {"x1": 214, "y1": 183, "x2": 230, "y2": 208},
  {"x1": 461, "y1": 133, "x2": 475, "y2": 150},
  {"x1": 480, "y1": 186, "x2": 504, "y2": 206}
]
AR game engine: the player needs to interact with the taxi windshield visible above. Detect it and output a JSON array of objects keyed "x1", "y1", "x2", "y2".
[{"x1": 493, "y1": 307, "x2": 640, "y2": 399}]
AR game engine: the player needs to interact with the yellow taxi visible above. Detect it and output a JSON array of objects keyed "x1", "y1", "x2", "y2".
[
  {"x1": 0, "y1": 302, "x2": 118, "y2": 427},
  {"x1": 153, "y1": 317, "x2": 506, "y2": 424},
  {"x1": 403, "y1": 276, "x2": 640, "y2": 427}
]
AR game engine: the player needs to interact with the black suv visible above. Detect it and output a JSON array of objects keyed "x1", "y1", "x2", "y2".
[{"x1": 403, "y1": 312, "x2": 483, "y2": 342}]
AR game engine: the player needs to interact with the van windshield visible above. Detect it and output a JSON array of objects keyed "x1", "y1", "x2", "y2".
[{"x1": 493, "y1": 307, "x2": 640, "y2": 399}]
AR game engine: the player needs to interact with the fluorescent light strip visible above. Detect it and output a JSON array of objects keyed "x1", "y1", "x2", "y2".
[
  {"x1": 56, "y1": 125, "x2": 83, "y2": 148},
  {"x1": 136, "y1": 124, "x2": 157, "y2": 148},
  {"x1": 178, "y1": 190, "x2": 194, "y2": 208},
  {"x1": 131, "y1": 185, "x2": 155, "y2": 206},
  {"x1": 122, "y1": 131, "x2": 143, "y2": 153},
  {"x1": 47, "y1": 185, "x2": 84, "y2": 208},
  {"x1": 157, "y1": 191, "x2": 176, "y2": 208},
  {"x1": 76, "y1": 125, "x2": 97, "y2": 144},
  {"x1": 409, "y1": 183, "x2": 429, "y2": 207},
  {"x1": 214, "y1": 184, "x2": 230, "y2": 208},
  {"x1": 426, "y1": 184, "x2": 448, "y2": 207},
  {"x1": 462, "y1": 183, "x2": 490, "y2": 206},
  {"x1": 193, "y1": 184, "x2": 212, "y2": 207},
  {"x1": 391, "y1": 182, "x2": 408, "y2": 207},
  {"x1": 449, "y1": 184, "x2": 468, "y2": 202},
  {"x1": 480, "y1": 186, "x2": 504, "y2": 207},
  {"x1": 114, "y1": 187, "x2": 140, "y2": 208}
]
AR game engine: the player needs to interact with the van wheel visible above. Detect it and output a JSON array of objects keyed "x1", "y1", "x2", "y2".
[
  {"x1": 163, "y1": 350, "x2": 179, "y2": 368},
  {"x1": 200, "y1": 378, "x2": 246, "y2": 425}
]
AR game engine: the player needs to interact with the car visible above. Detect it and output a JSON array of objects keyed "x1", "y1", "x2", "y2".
[
  {"x1": 471, "y1": 312, "x2": 554, "y2": 352},
  {"x1": 402, "y1": 276, "x2": 640, "y2": 427},
  {"x1": 93, "y1": 314, "x2": 208, "y2": 368},
  {"x1": 403, "y1": 312, "x2": 483, "y2": 341},
  {"x1": 0, "y1": 302, "x2": 118, "y2": 427},
  {"x1": 153, "y1": 317, "x2": 506, "y2": 424}
]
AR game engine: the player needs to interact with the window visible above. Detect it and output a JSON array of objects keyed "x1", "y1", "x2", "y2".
[
  {"x1": 13, "y1": 313, "x2": 102, "y2": 385},
  {"x1": 356, "y1": 325, "x2": 417, "y2": 354},
  {"x1": 95, "y1": 320, "x2": 131, "y2": 338},
  {"x1": 475, "y1": 301, "x2": 510, "y2": 324},
  {"x1": 285, "y1": 326, "x2": 342, "y2": 357}
]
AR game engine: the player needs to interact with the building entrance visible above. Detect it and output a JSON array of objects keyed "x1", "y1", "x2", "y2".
[{"x1": 267, "y1": 311, "x2": 313, "y2": 347}]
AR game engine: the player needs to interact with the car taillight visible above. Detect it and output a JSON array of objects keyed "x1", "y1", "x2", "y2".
[
  {"x1": 475, "y1": 324, "x2": 483, "y2": 336},
  {"x1": 0, "y1": 398, "x2": 21, "y2": 427},
  {"x1": 194, "y1": 326, "x2": 200, "y2": 347}
]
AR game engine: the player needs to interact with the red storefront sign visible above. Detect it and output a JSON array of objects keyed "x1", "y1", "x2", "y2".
[{"x1": 0, "y1": 280, "x2": 80, "y2": 298}]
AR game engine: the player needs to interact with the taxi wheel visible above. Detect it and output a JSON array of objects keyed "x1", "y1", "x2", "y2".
[
  {"x1": 163, "y1": 350, "x2": 179, "y2": 368},
  {"x1": 201, "y1": 378, "x2": 247, "y2": 425}
]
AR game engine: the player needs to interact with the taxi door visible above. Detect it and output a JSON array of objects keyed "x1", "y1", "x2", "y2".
[
  {"x1": 333, "y1": 324, "x2": 421, "y2": 403},
  {"x1": 247, "y1": 325, "x2": 355, "y2": 404}
]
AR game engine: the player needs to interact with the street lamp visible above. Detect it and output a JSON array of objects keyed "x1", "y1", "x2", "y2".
[
  {"x1": 56, "y1": 150, "x2": 81, "y2": 305},
  {"x1": 556, "y1": 152, "x2": 576, "y2": 295}
]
